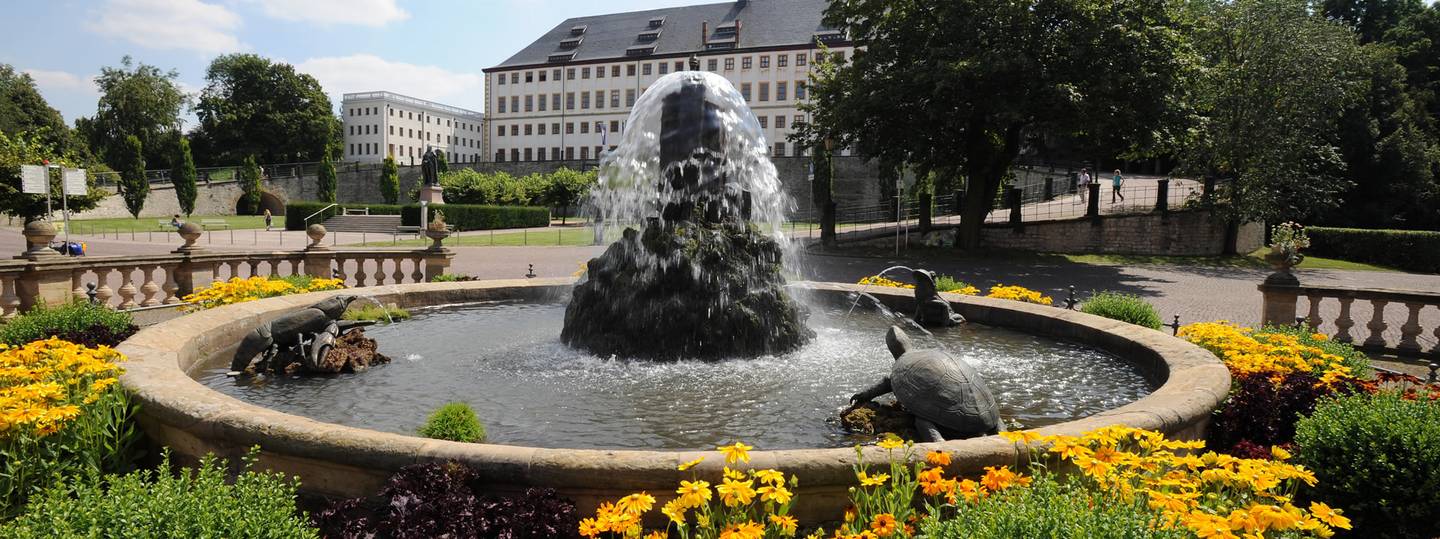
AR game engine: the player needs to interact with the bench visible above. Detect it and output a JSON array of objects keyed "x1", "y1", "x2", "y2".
[
  {"x1": 200, "y1": 219, "x2": 230, "y2": 230},
  {"x1": 157, "y1": 219, "x2": 173, "y2": 231},
  {"x1": 395, "y1": 225, "x2": 454, "y2": 236}
]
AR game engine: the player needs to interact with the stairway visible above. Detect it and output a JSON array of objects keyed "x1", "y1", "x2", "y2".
[{"x1": 319, "y1": 214, "x2": 402, "y2": 234}]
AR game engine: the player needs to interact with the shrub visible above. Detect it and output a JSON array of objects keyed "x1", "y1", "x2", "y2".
[
  {"x1": 313, "y1": 461, "x2": 579, "y2": 538},
  {"x1": 239, "y1": 155, "x2": 262, "y2": 215},
  {"x1": 418, "y1": 402, "x2": 485, "y2": 443},
  {"x1": 0, "y1": 338, "x2": 140, "y2": 519},
  {"x1": 1081, "y1": 291, "x2": 1162, "y2": 329},
  {"x1": 0, "y1": 301, "x2": 137, "y2": 347},
  {"x1": 118, "y1": 134, "x2": 147, "y2": 218},
  {"x1": 316, "y1": 154, "x2": 337, "y2": 203},
  {"x1": 380, "y1": 157, "x2": 399, "y2": 204},
  {"x1": 1206, "y1": 372, "x2": 1366, "y2": 455},
  {"x1": 342, "y1": 303, "x2": 410, "y2": 324},
  {"x1": 920, "y1": 474, "x2": 1187, "y2": 539},
  {"x1": 284, "y1": 201, "x2": 404, "y2": 231},
  {"x1": 1296, "y1": 391, "x2": 1440, "y2": 538},
  {"x1": 429, "y1": 273, "x2": 476, "y2": 282},
  {"x1": 1307, "y1": 226, "x2": 1440, "y2": 274},
  {"x1": 172, "y1": 136, "x2": 197, "y2": 216},
  {"x1": 934, "y1": 275, "x2": 979, "y2": 295},
  {"x1": 1, "y1": 450, "x2": 317, "y2": 538},
  {"x1": 399, "y1": 203, "x2": 549, "y2": 231}
]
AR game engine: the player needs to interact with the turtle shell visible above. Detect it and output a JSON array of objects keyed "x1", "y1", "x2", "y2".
[{"x1": 891, "y1": 350, "x2": 1000, "y2": 436}]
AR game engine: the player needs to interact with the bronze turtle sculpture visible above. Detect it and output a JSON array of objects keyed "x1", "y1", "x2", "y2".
[
  {"x1": 912, "y1": 269, "x2": 964, "y2": 327},
  {"x1": 848, "y1": 326, "x2": 1001, "y2": 442}
]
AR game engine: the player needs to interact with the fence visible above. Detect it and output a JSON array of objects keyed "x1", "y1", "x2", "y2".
[{"x1": 1260, "y1": 272, "x2": 1440, "y2": 359}]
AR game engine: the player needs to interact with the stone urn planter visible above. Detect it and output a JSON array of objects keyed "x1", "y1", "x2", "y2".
[
  {"x1": 20, "y1": 220, "x2": 58, "y2": 259},
  {"x1": 174, "y1": 222, "x2": 204, "y2": 253},
  {"x1": 1262, "y1": 246, "x2": 1302, "y2": 286},
  {"x1": 306, "y1": 224, "x2": 329, "y2": 250},
  {"x1": 425, "y1": 218, "x2": 450, "y2": 251}
]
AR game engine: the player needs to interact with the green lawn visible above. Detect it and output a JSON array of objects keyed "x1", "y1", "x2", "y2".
[
  {"x1": 349, "y1": 226, "x2": 609, "y2": 247},
  {"x1": 1059, "y1": 248, "x2": 1399, "y2": 272},
  {"x1": 67, "y1": 215, "x2": 268, "y2": 234}
]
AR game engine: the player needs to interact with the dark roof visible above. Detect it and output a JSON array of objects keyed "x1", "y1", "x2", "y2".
[{"x1": 487, "y1": 0, "x2": 837, "y2": 71}]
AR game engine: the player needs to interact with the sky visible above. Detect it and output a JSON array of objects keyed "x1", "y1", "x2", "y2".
[{"x1": 0, "y1": 0, "x2": 706, "y2": 128}]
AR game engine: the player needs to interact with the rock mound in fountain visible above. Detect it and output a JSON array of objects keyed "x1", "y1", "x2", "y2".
[{"x1": 561, "y1": 69, "x2": 812, "y2": 360}]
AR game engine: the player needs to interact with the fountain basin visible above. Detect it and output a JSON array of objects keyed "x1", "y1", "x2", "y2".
[{"x1": 117, "y1": 279, "x2": 1229, "y2": 523}]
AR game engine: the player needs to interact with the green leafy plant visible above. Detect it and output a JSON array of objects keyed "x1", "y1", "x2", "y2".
[
  {"x1": 428, "y1": 273, "x2": 475, "y2": 283},
  {"x1": 343, "y1": 303, "x2": 410, "y2": 324},
  {"x1": 0, "y1": 301, "x2": 137, "y2": 347},
  {"x1": 1081, "y1": 291, "x2": 1163, "y2": 330},
  {"x1": 316, "y1": 154, "x2": 336, "y2": 203},
  {"x1": 171, "y1": 136, "x2": 197, "y2": 216},
  {"x1": 418, "y1": 402, "x2": 486, "y2": 443},
  {"x1": 1295, "y1": 391, "x2": 1440, "y2": 538},
  {"x1": 118, "y1": 134, "x2": 147, "y2": 218},
  {"x1": 933, "y1": 275, "x2": 978, "y2": 294},
  {"x1": 239, "y1": 154, "x2": 262, "y2": 214},
  {"x1": 920, "y1": 474, "x2": 1187, "y2": 539},
  {"x1": 0, "y1": 449, "x2": 317, "y2": 538},
  {"x1": 1307, "y1": 226, "x2": 1440, "y2": 274},
  {"x1": 380, "y1": 156, "x2": 399, "y2": 204}
]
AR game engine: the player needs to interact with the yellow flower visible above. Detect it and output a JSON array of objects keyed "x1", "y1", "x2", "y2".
[
  {"x1": 925, "y1": 450, "x2": 952, "y2": 466},
  {"x1": 769, "y1": 514, "x2": 799, "y2": 535},
  {"x1": 1308, "y1": 502, "x2": 1352, "y2": 530},
  {"x1": 999, "y1": 430, "x2": 1044, "y2": 445},
  {"x1": 661, "y1": 498, "x2": 687, "y2": 525},
  {"x1": 718, "y1": 441, "x2": 754, "y2": 464},
  {"x1": 757, "y1": 484, "x2": 793, "y2": 505},
  {"x1": 676, "y1": 480, "x2": 712, "y2": 507},
  {"x1": 578, "y1": 517, "x2": 602, "y2": 537},
  {"x1": 870, "y1": 513, "x2": 898, "y2": 537},
  {"x1": 755, "y1": 468, "x2": 786, "y2": 485},
  {"x1": 718, "y1": 477, "x2": 757, "y2": 507},
  {"x1": 678, "y1": 456, "x2": 705, "y2": 471},
  {"x1": 615, "y1": 491, "x2": 655, "y2": 515},
  {"x1": 646, "y1": 532, "x2": 667, "y2": 539},
  {"x1": 719, "y1": 521, "x2": 765, "y2": 539},
  {"x1": 876, "y1": 434, "x2": 904, "y2": 450},
  {"x1": 856, "y1": 471, "x2": 889, "y2": 487}
]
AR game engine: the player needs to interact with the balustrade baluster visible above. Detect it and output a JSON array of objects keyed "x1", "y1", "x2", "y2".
[
  {"x1": 162, "y1": 264, "x2": 181, "y2": 304},
  {"x1": 335, "y1": 258, "x2": 349, "y2": 286},
  {"x1": 1397, "y1": 302, "x2": 1425, "y2": 353},
  {"x1": 1, "y1": 275, "x2": 21, "y2": 319},
  {"x1": 227, "y1": 261, "x2": 242, "y2": 280},
  {"x1": 140, "y1": 265, "x2": 162, "y2": 307},
  {"x1": 391, "y1": 257, "x2": 405, "y2": 284},
  {"x1": 1305, "y1": 294, "x2": 1322, "y2": 330},
  {"x1": 354, "y1": 259, "x2": 369, "y2": 287},
  {"x1": 72, "y1": 271, "x2": 86, "y2": 302},
  {"x1": 372, "y1": 259, "x2": 387, "y2": 286},
  {"x1": 410, "y1": 258, "x2": 424, "y2": 283},
  {"x1": 1334, "y1": 297, "x2": 1355, "y2": 343},
  {"x1": 1364, "y1": 299, "x2": 1389, "y2": 349},
  {"x1": 116, "y1": 268, "x2": 139, "y2": 310}
]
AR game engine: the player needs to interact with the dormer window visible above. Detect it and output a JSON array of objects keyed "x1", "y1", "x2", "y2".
[
  {"x1": 570, "y1": 25, "x2": 587, "y2": 36},
  {"x1": 626, "y1": 45, "x2": 655, "y2": 56},
  {"x1": 560, "y1": 36, "x2": 583, "y2": 48},
  {"x1": 548, "y1": 52, "x2": 575, "y2": 62},
  {"x1": 638, "y1": 29, "x2": 661, "y2": 43},
  {"x1": 714, "y1": 21, "x2": 737, "y2": 37},
  {"x1": 648, "y1": 16, "x2": 665, "y2": 29}
]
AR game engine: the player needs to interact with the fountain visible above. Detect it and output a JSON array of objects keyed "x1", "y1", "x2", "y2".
[{"x1": 561, "y1": 71, "x2": 812, "y2": 359}]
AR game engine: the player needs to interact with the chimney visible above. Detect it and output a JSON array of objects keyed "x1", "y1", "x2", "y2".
[
  {"x1": 736, "y1": 19, "x2": 742, "y2": 44},
  {"x1": 702, "y1": 20, "x2": 708, "y2": 46}
]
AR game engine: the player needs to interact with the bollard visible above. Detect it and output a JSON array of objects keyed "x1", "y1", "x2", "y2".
[
  {"x1": 1164, "y1": 314, "x2": 1182, "y2": 335},
  {"x1": 1156, "y1": 178, "x2": 1170, "y2": 214},
  {"x1": 1043, "y1": 178, "x2": 1054, "y2": 201},
  {"x1": 1086, "y1": 183, "x2": 1101, "y2": 222},
  {"x1": 526, "y1": 264, "x2": 536, "y2": 278}
]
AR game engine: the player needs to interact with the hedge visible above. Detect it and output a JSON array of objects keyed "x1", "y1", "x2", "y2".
[
  {"x1": 1307, "y1": 226, "x2": 1440, "y2": 274},
  {"x1": 286, "y1": 201, "x2": 549, "y2": 231}
]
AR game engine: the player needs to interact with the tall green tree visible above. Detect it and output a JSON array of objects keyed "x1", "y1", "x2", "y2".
[
  {"x1": 795, "y1": 0, "x2": 1192, "y2": 248},
  {"x1": 238, "y1": 155, "x2": 262, "y2": 214},
  {"x1": 541, "y1": 167, "x2": 595, "y2": 224},
  {"x1": 435, "y1": 150, "x2": 449, "y2": 174},
  {"x1": 77, "y1": 56, "x2": 187, "y2": 171},
  {"x1": 0, "y1": 132, "x2": 104, "y2": 222},
  {"x1": 117, "y1": 135, "x2": 147, "y2": 218},
  {"x1": 171, "y1": 136, "x2": 197, "y2": 216},
  {"x1": 0, "y1": 64, "x2": 72, "y2": 151},
  {"x1": 190, "y1": 54, "x2": 339, "y2": 166},
  {"x1": 380, "y1": 157, "x2": 399, "y2": 204},
  {"x1": 1185, "y1": 0, "x2": 1369, "y2": 224},
  {"x1": 316, "y1": 154, "x2": 337, "y2": 203},
  {"x1": 1320, "y1": 0, "x2": 1424, "y2": 43}
]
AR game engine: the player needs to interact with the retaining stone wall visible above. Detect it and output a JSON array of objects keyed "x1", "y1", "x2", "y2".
[{"x1": 979, "y1": 211, "x2": 1264, "y2": 256}]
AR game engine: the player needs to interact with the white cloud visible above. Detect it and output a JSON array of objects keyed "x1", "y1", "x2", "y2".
[
  {"x1": 250, "y1": 0, "x2": 407, "y2": 27},
  {"x1": 86, "y1": 0, "x2": 243, "y2": 54},
  {"x1": 23, "y1": 69, "x2": 98, "y2": 99},
  {"x1": 297, "y1": 54, "x2": 483, "y2": 112}
]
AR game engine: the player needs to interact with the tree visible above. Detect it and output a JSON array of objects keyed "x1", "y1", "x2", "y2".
[
  {"x1": 239, "y1": 155, "x2": 262, "y2": 214},
  {"x1": 435, "y1": 150, "x2": 449, "y2": 174},
  {"x1": 380, "y1": 157, "x2": 399, "y2": 204},
  {"x1": 795, "y1": 0, "x2": 1192, "y2": 248},
  {"x1": 0, "y1": 64, "x2": 71, "y2": 151},
  {"x1": 117, "y1": 135, "x2": 147, "y2": 218},
  {"x1": 171, "y1": 137, "x2": 197, "y2": 216},
  {"x1": 78, "y1": 56, "x2": 187, "y2": 171},
  {"x1": 810, "y1": 141, "x2": 836, "y2": 247},
  {"x1": 190, "y1": 54, "x2": 340, "y2": 165},
  {"x1": 542, "y1": 167, "x2": 596, "y2": 224},
  {"x1": 1185, "y1": 0, "x2": 1369, "y2": 225},
  {"x1": 317, "y1": 154, "x2": 337, "y2": 203},
  {"x1": 0, "y1": 132, "x2": 104, "y2": 222},
  {"x1": 1320, "y1": 0, "x2": 1424, "y2": 43}
]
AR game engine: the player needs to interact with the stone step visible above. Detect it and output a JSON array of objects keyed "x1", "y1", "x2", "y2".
[{"x1": 319, "y1": 214, "x2": 402, "y2": 233}]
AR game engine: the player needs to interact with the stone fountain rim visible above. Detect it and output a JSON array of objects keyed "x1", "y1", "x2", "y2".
[{"x1": 116, "y1": 278, "x2": 1229, "y2": 503}]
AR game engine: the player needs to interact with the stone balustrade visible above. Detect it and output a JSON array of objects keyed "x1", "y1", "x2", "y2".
[
  {"x1": 1, "y1": 221, "x2": 453, "y2": 317},
  {"x1": 1260, "y1": 272, "x2": 1440, "y2": 358}
]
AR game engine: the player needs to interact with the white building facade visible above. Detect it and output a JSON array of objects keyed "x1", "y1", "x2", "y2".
[
  {"x1": 341, "y1": 92, "x2": 485, "y2": 165},
  {"x1": 483, "y1": 0, "x2": 850, "y2": 163}
]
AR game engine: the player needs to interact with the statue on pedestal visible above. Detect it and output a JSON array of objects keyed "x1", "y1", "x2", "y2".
[{"x1": 418, "y1": 147, "x2": 446, "y2": 204}]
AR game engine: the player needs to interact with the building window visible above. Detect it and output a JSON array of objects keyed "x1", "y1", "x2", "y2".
[
  {"x1": 626, "y1": 89, "x2": 636, "y2": 107},
  {"x1": 611, "y1": 90, "x2": 620, "y2": 108},
  {"x1": 511, "y1": 149, "x2": 519, "y2": 161},
  {"x1": 554, "y1": 146, "x2": 562, "y2": 159},
  {"x1": 538, "y1": 147, "x2": 547, "y2": 161},
  {"x1": 539, "y1": 123, "x2": 547, "y2": 135},
  {"x1": 778, "y1": 54, "x2": 788, "y2": 68},
  {"x1": 595, "y1": 91, "x2": 605, "y2": 109},
  {"x1": 627, "y1": 64, "x2": 636, "y2": 76},
  {"x1": 612, "y1": 65, "x2": 620, "y2": 77},
  {"x1": 524, "y1": 124, "x2": 533, "y2": 136},
  {"x1": 566, "y1": 122, "x2": 574, "y2": 135},
  {"x1": 552, "y1": 93, "x2": 561, "y2": 110},
  {"x1": 498, "y1": 98, "x2": 507, "y2": 113},
  {"x1": 759, "y1": 82, "x2": 769, "y2": 101},
  {"x1": 580, "y1": 122, "x2": 589, "y2": 134},
  {"x1": 584, "y1": 67, "x2": 593, "y2": 79},
  {"x1": 510, "y1": 96, "x2": 518, "y2": 112},
  {"x1": 796, "y1": 82, "x2": 807, "y2": 100},
  {"x1": 758, "y1": 115, "x2": 767, "y2": 129},
  {"x1": 510, "y1": 125, "x2": 519, "y2": 136},
  {"x1": 496, "y1": 150, "x2": 505, "y2": 162},
  {"x1": 581, "y1": 92, "x2": 590, "y2": 109},
  {"x1": 552, "y1": 122, "x2": 560, "y2": 134},
  {"x1": 524, "y1": 95, "x2": 533, "y2": 112},
  {"x1": 389, "y1": 125, "x2": 394, "y2": 135},
  {"x1": 777, "y1": 82, "x2": 788, "y2": 101},
  {"x1": 760, "y1": 55, "x2": 770, "y2": 69},
  {"x1": 642, "y1": 63, "x2": 652, "y2": 76},
  {"x1": 539, "y1": 94, "x2": 547, "y2": 111},
  {"x1": 498, "y1": 75, "x2": 506, "y2": 85},
  {"x1": 742, "y1": 56, "x2": 752, "y2": 69},
  {"x1": 580, "y1": 147, "x2": 589, "y2": 160},
  {"x1": 389, "y1": 108, "x2": 394, "y2": 116},
  {"x1": 659, "y1": 62, "x2": 669, "y2": 75},
  {"x1": 833, "y1": 51, "x2": 846, "y2": 62},
  {"x1": 674, "y1": 61, "x2": 683, "y2": 72},
  {"x1": 707, "y1": 58, "x2": 718, "y2": 71},
  {"x1": 775, "y1": 142, "x2": 786, "y2": 156},
  {"x1": 775, "y1": 115, "x2": 786, "y2": 129},
  {"x1": 793, "y1": 115, "x2": 804, "y2": 128},
  {"x1": 524, "y1": 148, "x2": 532, "y2": 161},
  {"x1": 567, "y1": 68, "x2": 576, "y2": 80},
  {"x1": 539, "y1": 70, "x2": 547, "y2": 82},
  {"x1": 525, "y1": 71, "x2": 533, "y2": 83},
  {"x1": 724, "y1": 57, "x2": 734, "y2": 71},
  {"x1": 740, "y1": 83, "x2": 751, "y2": 101},
  {"x1": 497, "y1": 125, "x2": 505, "y2": 137},
  {"x1": 797, "y1": 53, "x2": 807, "y2": 67},
  {"x1": 566, "y1": 147, "x2": 575, "y2": 160},
  {"x1": 566, "y1": 92, "x2": 575, "y2": 110},
  {"x1": 610, "y1": 120, "x2": 620, "y2": 133},
  {"x1": 814, "y1": 52, "x2": 825, "y2": 64}
]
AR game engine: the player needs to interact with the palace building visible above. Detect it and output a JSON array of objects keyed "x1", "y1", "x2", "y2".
[
  {"x1": 482, "y1": 0, "x2": 852, "y2": 163},
  {"x1": 340, "y1": 91, "x2": 485, "y2": 165}
]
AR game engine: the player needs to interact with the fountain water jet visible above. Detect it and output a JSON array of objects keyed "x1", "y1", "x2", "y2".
[{"x1": 561, "y1": 71, "x2": 812, "y2": 359}]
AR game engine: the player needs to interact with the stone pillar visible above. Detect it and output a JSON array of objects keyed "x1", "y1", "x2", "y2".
[
  {"x1": 303, "y1": 224, "x2": 334, "y2": 278},
  {"x1": 1043, "y1": 178, "x2": 1054, "y2": 201},
  {"x1": 1156, "y1": 178, "x2": 1170, "y2": 214},
  {"x1": 172, "y1": 222, "x2": 208, "y2": 297},
  {"x1": 422, "y1": 248, "x2": 454, "y2": 282},
  {"x1": 1258, "y1": 274, "x2": 1300, "y2": 327},
  {"x1": 418, "y1": 184, "x2": 445, "y2": 205},
  {"x1": 1086, "y1": 183, "x2": 1101, "y2": 221},
  {"x1": 15, "y1": 221, "x2": 74, "y2": 310},
  {"x1": 1006, "y1": 187, "x2": 1023, "y2": 229}
]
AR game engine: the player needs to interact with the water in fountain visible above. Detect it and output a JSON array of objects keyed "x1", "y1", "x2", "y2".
[{"x1": 561, "y1": 70, "x2": 812, "y2": 359}]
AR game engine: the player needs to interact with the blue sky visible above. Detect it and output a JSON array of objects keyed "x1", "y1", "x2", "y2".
[{"x1": 1, "y1": 0, "x2": 704, "y2": 127}]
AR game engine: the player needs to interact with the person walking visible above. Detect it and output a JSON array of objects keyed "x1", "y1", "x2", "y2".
[
  {"x1": 1111, "y1": 169, "x2": 1125, "y2": 203},
  {"x1": 1078, "y1": 168, "x2": 1092, "y2": 204},
  {"x1": 263, "y1": 208, "x2": 273, "y2": 231}
]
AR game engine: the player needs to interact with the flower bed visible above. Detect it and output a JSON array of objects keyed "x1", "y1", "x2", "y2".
[
  {"x1": 182, "y1": 275, "x2": 345, "y2": 311},
  {"x1": 856, "y1": 276, "x2": 1046, "y2": 304}
]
